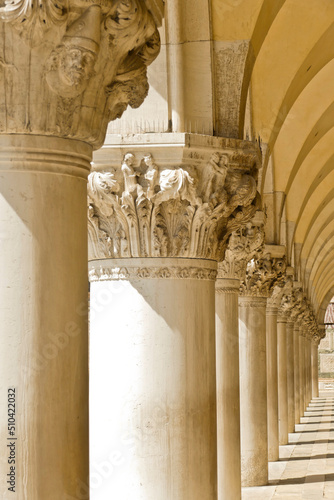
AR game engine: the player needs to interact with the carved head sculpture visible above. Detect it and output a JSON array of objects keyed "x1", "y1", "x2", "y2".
[
  {"x1": 106, "y1": 65, "x2": 149, "y2": 121},
  {"x1": 45, "y1": 5, "x2": 101, "y2": 98}
]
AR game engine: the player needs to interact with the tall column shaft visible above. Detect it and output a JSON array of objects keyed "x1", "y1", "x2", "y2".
[
  {"x1": 311, "y1": 342, "x2": 319, "y2": 398},
  {"x1": 277, "y1": 317, "x2": 288, "y2": 445},
  {"x1": 266, "y1": 306, "x2": 279, "y2": 462},
  {"x1": 89, "y1": 258, "x2": 217, "y2": 500},
  {"x1": 239, "y1": 296, "x2": 268, "y2": 487},
  {"x1": 0, "y1": 135, "x2": 91, "y2": 499},
  {"x1": 293, "y1": 325, "x2": 301, "y2": 424},
  {"x1": 305, "y1": 338, "x2": 312, "y2": 407},
  {"x1": 216, "y1": 278, "x2": 241, "y2": 500},
  {"x1": 286, "y1": 321, "x2": 295, "y2": 433},
  {"x1": 299, "y1": 334, "x2": 305, "y2": 417}
]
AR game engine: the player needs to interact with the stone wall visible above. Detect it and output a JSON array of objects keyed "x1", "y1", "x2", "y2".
[{"x1": 319, "y1": 328, "x2": 334, "y2": 391}]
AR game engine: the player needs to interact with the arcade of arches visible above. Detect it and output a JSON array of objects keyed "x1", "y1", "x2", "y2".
[{"x1": 1, "y1": 0, "x2": 334, "y2": 499}]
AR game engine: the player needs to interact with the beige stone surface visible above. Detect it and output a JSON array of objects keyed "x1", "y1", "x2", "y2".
[
  {"x1": 0, "y1": 135, "x2": 91, "y2": 499},
  {"x1": 216, "y1": 277, "x2": 242, "y2": 500},
  {"x1": 242, "y1": 394, "x2": 334, "y2": 500},
  {"x1": 239, "y1": 296, "x2": 268, "y2": 487},
  {"x1": 89, "y1": 258, "x2": 217, "y2": 499},
  {"x1": 320, "y1": 353, "x2": 334, "y2": 373},
  {"x1": 266, "y1": 306, "x2": 279, "y2": 462}
]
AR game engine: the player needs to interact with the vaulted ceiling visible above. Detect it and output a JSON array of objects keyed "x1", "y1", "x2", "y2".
[
  {"x1": 212, "y1": 0, "x2": 334, "y2": 323},
  {"x1": 100, "y1": 0, "x2": 334, "y2": 324}
]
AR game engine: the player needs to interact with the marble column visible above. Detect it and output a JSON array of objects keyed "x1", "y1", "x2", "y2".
[
  {"x1": 293, "y1": 324, "x2": 301, "y2": 425},
  {"x1": 238, "y1": 253, "x2": 286, "y2": 486},
  {"x1": 266, "y1": 305, "x2": 279, "y2": 462},
  {"x1": 88, "y1": 136, "x2": 261, "y2": 499},
  {"x1": 286, "y1": 321, "x2": 295, "y2": 433},
  {"x1": 239, "y1": 295, "x2": 268, "y2": 486},
  {"x1": 299, "y1": 333, "x2": 306, "y2": 417},
  {"x1": 0, "y1": 135, "x2": 91, "y2": 499},
  {"x1": 0, "y1": 2, "x2": 162, "y2": 498},
  {"x1": 311, "y1": 340, "x2": 319, "y2": 399},
  {"x1": 277, "y1": 315, "x2": 288, "y2": 445},
  {"x1": 305, "y1": 337, "x2": 312, "y2": 408},
  {"x1": 215, "y1": 215, "x2": 264, "y2": 500},
  {"x1": 90, "y1": 258, "x2": 218, "y2": 499},
  {"x1": 216, "y1": 276, "x2": 241, "y2": 500}
]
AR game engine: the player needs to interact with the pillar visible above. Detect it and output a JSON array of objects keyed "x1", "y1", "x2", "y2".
[
  {"x1": 90, "y1": 258, "x2": 217, "y2": 499},
  {"x1": 214, "y1": 214, "x2": 264, "y2": 500},
  {"x1": 216, "y1": 276, "x2": 241, "y2": 500},
  {"x1": 88, "y1": 136, "x2": 261, "y2": 498},
  {"x1": 0, "y1": 136, "x2": 91, "y2": 499},
  {"x1": 239, "y1": 295, "x2": 268, "y2": 486},
  {"x1": 286, "y1": 321, "x2": 295, "y2": 433},
  {"x1": 305, "y1": 337, "x2": 312, "y2": 407},
  {"x1": 0, "y1": 2, "x2": 163, "y2": 497},
  {"x1": 299, "y1": 333, "x2": 306, "y2": 417},
  {"x1": 311, "y1": 341, "x2": 319, "y2": 399},
  {"x1": 293, "y1": 324, "x2": 301, "y2": 424},
  {"x1": 277, "y1": 315, "x2": 288, "y2": 445},
  {"x1": 266, "y1": 305, "x2": 279, "y2": 462}
]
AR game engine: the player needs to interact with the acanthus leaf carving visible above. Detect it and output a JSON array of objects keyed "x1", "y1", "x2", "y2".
[
  {"x1": 240, "y1": 254, "x2": 287, "y2": 298},
  {"x1": 217, "y1": 212, "x2": 265, "y2": 281},
  {"x1": 0, "y1": 0, "x2": 68, "y2": 46}
]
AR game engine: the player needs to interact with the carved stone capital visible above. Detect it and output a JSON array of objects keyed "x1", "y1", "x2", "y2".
[
  {"x1": 239, "y1": 253, "x2": 286, "y2": 298},
  {"x1": 269, "y1": 265, "x2": 294, "y2": 309},
  {"x1": 0, "y1": 0, "x2": 162, "y2": 147},
  {"x1": 88, "y1": 136, "x2": 261, "y2": 261},
  {"x1": 217, "y1": 210, "x2": 265, "y2": 280}
]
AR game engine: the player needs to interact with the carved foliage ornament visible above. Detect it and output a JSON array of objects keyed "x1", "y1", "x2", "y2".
[
  {"x1": 239, "y1": 255, "x2": 287, "y2": 298},
  {"x1": 89, "y1": 265, "x2": 217, "y2": 282},
  {"x1": 88, "y1": 151, "x2": 260, "y2": 261},
  {"x1": 217, "y1": 215, "x2": 264, "y2": 281},
  {"x1": 0, "y1": 0, "x2": 161, "y2": 146}
]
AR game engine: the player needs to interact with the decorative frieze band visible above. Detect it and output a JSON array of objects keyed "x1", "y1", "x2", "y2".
[{"x1": 89, "y1": 258, "x2": 218, "y2": 282}]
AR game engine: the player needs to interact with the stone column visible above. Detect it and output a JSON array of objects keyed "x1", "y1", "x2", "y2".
[
  {"x1": 90, "y1": 258, "x2": 217, "y2": 499},
  {"x1": 239, "y1": 295, "x2": 268, "y2": 486},
  {"x1": 311, "y1": 340, "x2": 319, "y2": 399},
  {"x1": 0, "y1": 136, "x2": 91, "y2": 499},
  {"x1": 286, "y1": 321, "x2": 295, "y2": 433},
  {"x1": 305, "y1": 337, "x2": 312, "y2": 407},
  {"x1": 88, "y1": 136, "x2": 261, "y2": 499},
  {"x1": 216, "y1": 276, "x2": 241, "y2": 500},
  {"x1": 0, "y1": 2, "x2": 162, "y2": 498},
  {"x1": 215, "y1": 214, "x2": 264, "y2": 500},
  {"x1": 293, "y1": 324, "x2": 301, "y2": 424},
  {"x1": 299, "y1": 332, "x2": 306, "y2": 417},
  {"x1": 277, "y1": 315, "x2": 288, "y2": 445},
  {"x1": 266, "y1": 305, "x2": 279, "y2": 462},
  {"x1": 239, "y1": 253, "x2": 286, "y2": 486}
]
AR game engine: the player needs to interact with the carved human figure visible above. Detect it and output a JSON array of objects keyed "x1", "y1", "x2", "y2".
[
  {"x1": 204, "y1": 152, "x2": 229, "y2": 206},
  {"x1": 45, "y1": 5, "x2": 101, "y2": 98},
  {"x1": 143, "y1": 153, "x2": 158, "y2": 198},
  {"x1": 122, "y1": 153, "x2": 139, "y2": 194}
]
